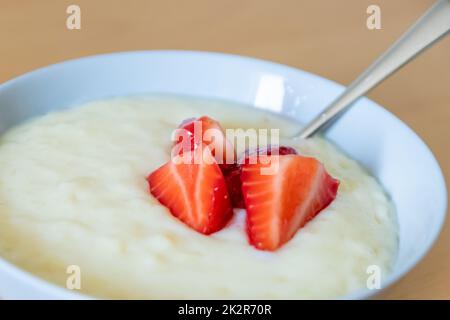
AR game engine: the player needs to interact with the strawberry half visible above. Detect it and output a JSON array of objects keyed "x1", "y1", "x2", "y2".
[
  {"x1": 147, "y1": 146, "x2": 233, "y2": 235},
  {"x1": 174, "y1": 116, "x2": 240, "y2": 207},
  {"x1": 224, "y1": 145, "x2": 298, "y2": 209},
  {"x1": 241, "y1": 154, "x2": 339, "y2": 251}
]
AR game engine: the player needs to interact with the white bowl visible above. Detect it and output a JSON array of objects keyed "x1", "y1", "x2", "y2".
[{"x1": 0, "y1": 51, "x2": 447, "y2": 299}]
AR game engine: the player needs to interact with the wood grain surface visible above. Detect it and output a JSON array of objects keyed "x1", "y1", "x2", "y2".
[{"x1": 0, "y1": 0, "x2": 449, "y2": 299}]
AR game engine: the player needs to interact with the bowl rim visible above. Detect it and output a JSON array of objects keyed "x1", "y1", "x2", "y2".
[{"x1": 0, "y1": 50, "x2": 447, "y2": 300}]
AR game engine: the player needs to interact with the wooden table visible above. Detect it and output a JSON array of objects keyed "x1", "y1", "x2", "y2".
[{"x1": 1, "y1": 0, "x2": 449, "y2": 299}]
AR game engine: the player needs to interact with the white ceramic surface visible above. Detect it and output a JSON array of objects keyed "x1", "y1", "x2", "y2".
[{"x1": 0, "y1": 51, "x2": 447, "y2": 299}]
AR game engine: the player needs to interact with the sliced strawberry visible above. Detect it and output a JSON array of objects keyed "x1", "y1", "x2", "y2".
[
  {"x1": 147, "y1": 146, "x2": 233, "y2": 235},
  {"x1": 241, "y1": 154, "x2": 339, "y2": 251},
  {"x1": 223, "y1": 145, "x2": 298, "y2": 208},
  {"x1": 174, "y1": 116, "x2": 235, "y2": 165},
  {"x1": 174, "y1": 116, "x2": 240, "y2": 207}
]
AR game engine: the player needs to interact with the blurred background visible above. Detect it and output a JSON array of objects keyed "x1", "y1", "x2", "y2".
[{"x1": 0, "y1": 0, "x2": 449, "y2": 299}]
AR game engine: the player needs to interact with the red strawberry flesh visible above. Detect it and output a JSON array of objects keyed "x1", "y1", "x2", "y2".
[
  {"x1": 175, "y1": 116, "x2": 242, "y2": 206},
  {"x1": 225, "y1": 145, "x2": 298, "y2": 208},
  {"x1": 241, "y1": 154, "x2": 339, "y2": 251},
  {"x1": 147, "y1": 146, "x2": 233, "y2": 234}
]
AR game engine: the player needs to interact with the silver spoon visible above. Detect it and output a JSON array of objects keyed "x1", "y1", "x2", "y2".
[{"x1": 297, "y1": 0, "x2": 450, "y2": 139}]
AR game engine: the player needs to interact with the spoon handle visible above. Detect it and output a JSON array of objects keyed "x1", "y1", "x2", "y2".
[{"x1": 297, "y1": 0, "x2": 450, "y2": 139}]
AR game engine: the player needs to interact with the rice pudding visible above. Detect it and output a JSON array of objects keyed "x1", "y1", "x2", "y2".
[{"x1": 0, "y1": 95, "x2": 398, "y2": 299}]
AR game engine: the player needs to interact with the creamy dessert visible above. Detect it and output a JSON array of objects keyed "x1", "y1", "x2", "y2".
[{"x1": 0, "y1": 95, "x2": 398, "y2": 299}]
